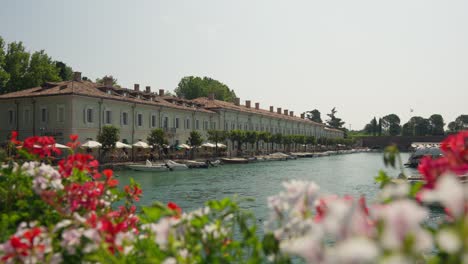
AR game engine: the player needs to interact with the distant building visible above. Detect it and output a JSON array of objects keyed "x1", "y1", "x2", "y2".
[{"x1": 0, "y1": 72, "x2": 344, "y2": 151}]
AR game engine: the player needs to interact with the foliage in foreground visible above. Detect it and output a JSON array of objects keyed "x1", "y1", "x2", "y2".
[{"x1": 0, "y1": 131, "x2": 467, "y2": 263}]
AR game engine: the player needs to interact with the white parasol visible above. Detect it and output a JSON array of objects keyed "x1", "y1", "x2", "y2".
[
  {"x1": 81, "y1": 140, "x2": 102, "y2": 149},
  {"x1": 116, "y1": 141, "x2": 132, "y2": 149},
  {"x1": 133, "y1": 141, "x2": 150, "y2": 148}
]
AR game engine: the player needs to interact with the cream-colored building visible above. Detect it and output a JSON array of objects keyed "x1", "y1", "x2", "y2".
[{"x1": 0, "y1": 72, "x2": 343, "y2": 151}]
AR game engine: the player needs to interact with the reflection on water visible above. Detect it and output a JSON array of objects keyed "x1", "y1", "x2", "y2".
[{"x1": 116, "y1": 152, "x2": 443, "y2": 228}]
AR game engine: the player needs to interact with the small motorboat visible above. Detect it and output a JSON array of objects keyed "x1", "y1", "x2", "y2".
[
  {"x1": 185, "y1": 160, "x2": 209, "y2": 169},
  {"x1": 405, "y1": 147, "x2": 443, "y2": 168},
  {"x1": 166, "y1": 160, "x2": 189, "y2": 171},
  {"x1": 221, "y1": 158, "x2": 249, "y2": 164},
  {"x1": 209, "y1": 160, "x2": 221, "y2": 167},
  {"x1": 127, "y1": 160, "x2": 169, "y2": 172}
]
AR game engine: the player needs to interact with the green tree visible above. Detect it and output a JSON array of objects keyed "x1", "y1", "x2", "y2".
[
  {"x1": 429, "y1": 114, "x2": 445, "y2": 136},
  {"x1": 4, "y1": 41, "x2": 30, "y2": 93},
  {"x1": 0, "y1": 36, "x2": 9, "y2": 92},
  {"x1": 258, "y1": 132, "x2": 272, "y2": 153},
  {"x1": 22, "y1": 50, "x2": 61, "y2": 88},
  {"x1": 207, "y1": 130, "x2": 227, "y2": 156},
  {"x1": 382, "y1": 114, "x2": 401, "y2": 136},
  {"x1": 97, "y1": 125, "x2": 120, "y2": 153},
  {"x1": 447, "y1": 115, "x2": 468, "y2": 133},
  {"x1": 326, "y1": 107, "x2": 345, "y2": 129},
  {"x1": 272, "y1": 133, "x2": 283, "y2": 151},
  {"x1": 305, "y1": 109, "x2": 322, "y2": 123},
  {"x1": 147, "y1": 129, "x2": 168, "y2": 148},
  {"x1": 188, "y1": 131, "x2": 204, "y2": 159},
  {"x1": 229, "y1": 130, "x2": 246, "y2": 155},
  {"x1": 245, "y1": 131, "x2": 258, "y2": 153},
  {"x1": 378, "y1": 118, "x2": 383, "y2": 136},
  {"x1": 175, "y1": 76, "x2": 237, "y2": 101},
  {"x1": 371, "y1": 117, "x2": 378, "y2": 136},
  {"x1": 54, "y1": 61, "x2": 73, "y2": 81},
  {"x1": 96, "y1": 75, "x2": 120, "y2": 87}
]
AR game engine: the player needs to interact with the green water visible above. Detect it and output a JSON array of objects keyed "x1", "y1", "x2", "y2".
[{"x1": 116, "y1": 152, "x2": 417, "y2": 223}]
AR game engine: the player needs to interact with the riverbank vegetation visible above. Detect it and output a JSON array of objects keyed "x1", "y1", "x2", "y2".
[
  {"x1": 0, "y1": 131, "x2": 467, "y2": 263},
  {"x1": 353, "y1": 113, "x2": 468, "y2": 137}
]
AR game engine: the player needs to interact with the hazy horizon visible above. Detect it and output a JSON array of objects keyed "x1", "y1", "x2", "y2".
[{"x1": 1, "y1": 0, "x2": 467, "y2": 130}]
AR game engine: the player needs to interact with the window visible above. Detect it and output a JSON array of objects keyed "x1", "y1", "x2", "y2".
[
  {"x1": 231, "y1": 123, "x2": 235, "y2": 130},
  {"x1": 86, "y1": 108, "x2": 93, "y2": 123},
  {"x1": 137, "y1": 113, "x2": 143, "y2": 127},
  {"x1": 224, "y1": 122, "x2": 228, "y2": 130},
  {"x1": 57, "y1": 106, "x2": 65, "y2": 123},
  {"x1": 8, "y1": 110, "x2": 14, "y2": 125},
  {"x1": 175, "y1": 118, "x2": 179, "y2": 129},
  {"x1": 185, "y1": 118, "x2": 190, "y2": 129},
  {"x1": 151, "y1": 115, "x2": 156, "y2": 128},
  {"x1": 163, "y1": 117, "x2": 169, "y2": 128},
  {"x1": 196, "y1": 119, "x2": 200, "y2": 130},
  {"x1": 105, "y1": 110, "x2": 112, "y2": 124},
  {"x1": 41, "y1": 108, "x2": 48, "y2": 123},
  {"x1": 24, "y1": 109, "x2": 30, "y2": 124},
  {"x1": 122, "y1": 112, "x2": 128, "y2": 125},
  {"x1": 203, "y1": 121, "x2": 208, "y2": 130}
]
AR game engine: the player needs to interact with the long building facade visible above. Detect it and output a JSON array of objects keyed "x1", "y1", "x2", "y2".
[{"x1": 0, "y1": 73, "x2": 343, "y2": 151}]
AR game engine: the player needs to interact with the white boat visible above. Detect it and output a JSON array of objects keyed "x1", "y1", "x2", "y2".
[
  {"x1": 127, "y1": 164, "x2": 169, "y2": 172},
  {"x1": 166, "y1": 160, "x2": 189, "y2": 170}
]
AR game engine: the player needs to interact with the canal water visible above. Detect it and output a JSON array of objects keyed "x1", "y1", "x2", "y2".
[{"x1": 115, "y1": 152, "x2": 432, "y2": 226}]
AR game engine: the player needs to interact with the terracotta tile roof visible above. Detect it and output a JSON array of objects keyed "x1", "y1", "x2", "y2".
[
  {"x1": 0, "y1": 81, "x2": 215, "y2": 114},
  {"x1": 192, "y1": 97, "x2": 325, "y2": 126}
]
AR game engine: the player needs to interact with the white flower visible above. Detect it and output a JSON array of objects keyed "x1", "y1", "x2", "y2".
[
  {"x1": 162, "y1": 257, "x2": 177, "y2": 264},
  {"x1": 436, "y1": 229, "x2": 461, "y2": 253},
  {"x1": 380, "y1": 254, "x2": 412, "y2": 264},
  {"x1": 379, "y1": 182, "x2": 409, "y2": 201},
  {"x1": 61, "y1": 228, "x2": 84, "y2": 254},
  {"x1": 326, "y1": 237, "x2": 379, "y2": 263},
  {"x1": 280, "y1": 230, "x2": 323, "y2": 264},
  {"x1": 421, "y1": 174, "x2": 466, "y2": 218},
  {"x1": 373, "y1": 200, "x2": 432, "y2": 252}
]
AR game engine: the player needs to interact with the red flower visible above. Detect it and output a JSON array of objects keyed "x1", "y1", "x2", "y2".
[
  {"x1": 58, "y1": 153, "x2": 99, "y2": 178},
  {"x1": 70, "y1": 134, "x2": 78, "y2": 142},
  {"x1": 10, "y1": 131, "x2": 21, "y2": 145},
  {"x1": 167, "y1": 201, "x2": 182, "y2": 218},
  {"x1": 124, "y1": 184, "x2": 142, "y2": 201},
  {"x1": 67, "y1": 134, "x2": 80, "y2": 149},
  {"x1": 418, "y1": 156, "x2": 450, "y2": 189},
  {"x1": 21, "y1": 136, "x2": 61, "y2": 158}
]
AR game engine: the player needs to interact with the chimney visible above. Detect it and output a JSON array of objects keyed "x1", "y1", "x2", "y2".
[
  {"x1": 284, "y1": 109, "x2": 289, "y2": 116},
  {"x1": 277, "y1": 107, "x2": 282, "y2": 114},
  {"x1": 145, "y1": 86, "x2": 151, "y2": 93},
  {"x1": 270, "y1": 106, "x2": 274, "y2": 112},
  {"x1": 234, "y1": 98, "x2": 240, "y2": 106},
  {"x1": 290, "y1": 111, "x2": 294, "y2": 116},
  {"x1": 208, "y1": 93, "x2": 215, "y2": 100},
  {"x1": 159, "y1": 89, "x2": 165, "y2": 96},
  {"x1": 246, "y1": 100, "x2": 251, "y2": 108},
  {"x1": 301, "y1": 113, "x2": 305, "y2": 119},
  {"x1": 255, "y1": 102, "x2": 260, "y2": 110},
  {"x1": 134, "y1": 84, "x2": 140, "y2": 91},
  {"x1": 73, "y1": 72, "x2": 82, "y2": 82}
]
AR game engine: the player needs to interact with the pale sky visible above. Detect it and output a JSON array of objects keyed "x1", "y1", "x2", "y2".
[{"x1": 1, "y1": 0, "x2": 467, "y2": 129}]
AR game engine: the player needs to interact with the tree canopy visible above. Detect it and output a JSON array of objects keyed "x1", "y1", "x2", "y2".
[
  {"x1": 0, "y1": 36, "x2": 74, "y2": 94},
  {"x1": 326, "y1": 107, "x2": 345, "y2": 130},
  {"x1": 97, "y1": 125, "x2": 120, "y2": 150},
  {"x1": 305, "y1": 109, "x2": 322, "y2": 123},
  {"x1": 147, "y1": 129, "x2": 168, "y2": 148},
  {"x1": 174, "y1": 76, "x2": 237, "y2": 101},
  {"x1": 448, "y1": 115, "x2": 468, "y2": 133},
  {"x1": 96, "y1": 75, "x2": 120, "y2": 88}
]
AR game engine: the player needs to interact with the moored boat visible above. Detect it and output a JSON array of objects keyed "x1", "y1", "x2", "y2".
[
  {"x1": 166, "y1": 160, "x2": 189, "y2": 170},
  {"x1": 221, "y1": 158, "x2": 249, "y2": 164},
  {"x1": 127, "y1": 163, "x2": 169, "y2": 172}
]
